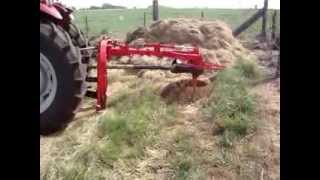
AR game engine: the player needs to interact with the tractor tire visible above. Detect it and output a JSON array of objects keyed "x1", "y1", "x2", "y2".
[
  {"x1": 66, "y1": 23, "x2": 95, "y2": 70},
  {"x1": 67, "y1": 23, "x2": 87, "y2": 48},
  {"x1": 40, "y1": 22, "x2": 86, "y2": 135}
]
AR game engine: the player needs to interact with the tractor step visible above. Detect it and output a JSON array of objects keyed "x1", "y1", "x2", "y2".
[
  {"x1": 85, "y1": 90, "x2": 96, "y2": 99},
  {"x1": 86, "y1": 77, "x2": 97, "y2": 82}
]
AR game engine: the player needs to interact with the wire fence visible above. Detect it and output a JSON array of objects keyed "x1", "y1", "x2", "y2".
[{"x1": 74, "y1": 5, "x2": 279, "y2": 41}]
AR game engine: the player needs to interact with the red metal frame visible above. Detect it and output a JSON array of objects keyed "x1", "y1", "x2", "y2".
[
  {"x1": 96, "y1": 39, "x2": 109, "y2": 110},
  {"x1": 95, "y1": 39, "x2": 226, "y2": 110}
]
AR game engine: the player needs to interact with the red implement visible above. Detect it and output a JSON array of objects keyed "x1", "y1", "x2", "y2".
[{"x1": 95, "y1": 39, "x2": 226, "y2": 110}]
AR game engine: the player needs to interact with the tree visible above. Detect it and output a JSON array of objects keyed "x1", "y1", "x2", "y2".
[
  {"x1": 101, "y1": 3, "x2": 126, "y2": 9},
  {"x1": 89, "y1": 6, "x2": 101, "y2": 10}
]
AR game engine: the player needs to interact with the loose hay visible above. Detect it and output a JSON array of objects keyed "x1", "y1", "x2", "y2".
[
  {"x1": 126, "y1": 18, "x2": 254, "y2": 70},
  {"x1": 128, "y1": 19, "x2": 234, "y2": 50}
]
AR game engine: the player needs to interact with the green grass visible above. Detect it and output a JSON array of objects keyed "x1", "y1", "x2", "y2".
[
  {"x1": 99, "y1": 88, "x2": 161, "y2": 162},
  {"x1": 202, "y1": 58, "x2": 260, "y2": 147},
  {"x1": 234, "y1": 57, "x2": 262, "y2": 80},
  {"x1": 73, "y1": 8, "x2": 280, "y2": 39},
  {"x1": 42, "y1": 85, "x2": 177, "y2": 180},
  {"x1": 170, "y1": 132, "x2": 197, "y2": 180},
  {"x1": 167, "y1": 131, "x2": 209, "y2": 180},
  {"x1": 98, "y1": 85, "x2": 178, "y2": 165}
]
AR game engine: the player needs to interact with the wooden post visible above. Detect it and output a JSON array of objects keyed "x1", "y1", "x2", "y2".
[
  {"x1": 152, "y1": 0, "x2": 159, "y2": 21},
  {"x1": 276, "y1": 52, "x2": 280, "y2": 77},
  {"x1": 144, "y1": 12, "x2": 147, "y2": 27},
  {"x1": 233, "y1": 9, "x2": 264, "y2": 37},
  {"x1": 271, "y1": 10, "x2": 278, "y2": 40},
  {"x1": 261, "y1": 0, "x2": 269, "y2": 40},
  {"x1": 84, "y1": 16, "x2": 89, "y2": 45}
]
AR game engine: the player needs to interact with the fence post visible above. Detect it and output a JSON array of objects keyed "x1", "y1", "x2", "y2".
[
  {"x1": 261, "y1": 0, "x2": 269, "y2": 40},
  {"x1": 85, "y1": 16, "x2": 89, "y2": 45},
  {"x1": 233, "y1": 9, "x2": 264, "y2": 37},
  {"x1": 276, "y1": 52, "x2": 280, "y2": 77},
  {"x1": 271, "y1": 10, "x2": 278, "y2": 40},
  {"x1": 152, "y1": 0, "x2": 159, "y2": 21},
  {"x1": 144, "y1": 12, "x2": 147, "y2": 27}
]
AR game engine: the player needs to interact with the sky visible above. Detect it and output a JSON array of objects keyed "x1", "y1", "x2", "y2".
[{"x1": 59, "y1": 0, "x2": 280, "y2": 9}]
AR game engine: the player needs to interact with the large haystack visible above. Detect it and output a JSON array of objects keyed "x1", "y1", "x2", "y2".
[{"x1": 126, "y1": 18, "x2": 254, "y2": 66}]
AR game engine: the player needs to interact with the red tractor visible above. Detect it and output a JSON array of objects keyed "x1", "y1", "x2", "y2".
[
  {"x1": 40, "y1": 0, "x2": 89, "y2": 135},
  {"x1": 40, "y1": 0, "x2": 225, "y2": 135}
]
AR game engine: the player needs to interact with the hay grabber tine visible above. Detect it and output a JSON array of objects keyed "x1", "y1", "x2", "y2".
[{"x1": 83, "y1": 38, "x2": 226, "y2": 111}]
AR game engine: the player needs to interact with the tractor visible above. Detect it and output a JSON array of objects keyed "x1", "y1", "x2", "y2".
[
  {"x1": 40, "y1": 0, "x2": 225, "y2": 135},
  {"x1": 40, "y1": 0, "x2": 88, "y2": 135}
]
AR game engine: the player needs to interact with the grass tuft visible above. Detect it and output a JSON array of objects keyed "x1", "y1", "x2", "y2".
[
  {"x1": 203, "y1": 58, "x2": 260, "y2": 146},
  {"x1": 233, "y1": 57, "x2": 262, "y2": 80}
]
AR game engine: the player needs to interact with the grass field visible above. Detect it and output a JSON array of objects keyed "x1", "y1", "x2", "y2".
[{"x1": 73, "y1": 8, "x2": 280, "y2": 40}]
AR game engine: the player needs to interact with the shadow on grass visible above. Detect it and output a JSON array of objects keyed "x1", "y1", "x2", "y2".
[{"x1": 250, "y1": 75, "x2": 279, "y2": 87}]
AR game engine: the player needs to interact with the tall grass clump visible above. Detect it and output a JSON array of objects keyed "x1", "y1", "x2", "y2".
[
  {"x1": 233, "y1": 57, "x2": 262, "y2": 80},
  {"x1": 203, "y1": 58, "x2": 261, "y2": 147}
]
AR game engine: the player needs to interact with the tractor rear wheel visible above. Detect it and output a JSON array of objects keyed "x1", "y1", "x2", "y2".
[{"x1": 40, "y1": 22, "x2": 86, "y2": 135}]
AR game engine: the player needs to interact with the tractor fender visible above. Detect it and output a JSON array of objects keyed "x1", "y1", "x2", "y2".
[{"x1": 40, "y1": 3, "x2": 63, "y2": 20}]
